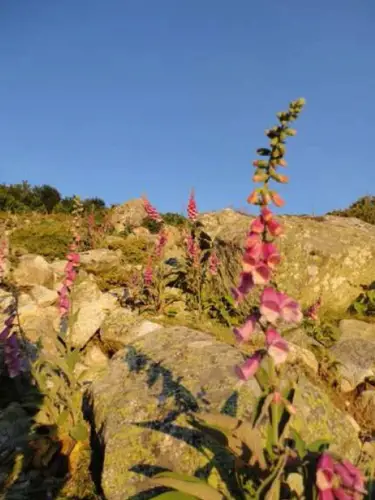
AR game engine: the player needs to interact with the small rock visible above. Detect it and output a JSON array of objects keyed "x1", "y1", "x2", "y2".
[
  {"x1": 84, "y1": 345, "x2": 109, "y2": 367},
  {"x1": 30, "y1": 285, "x2": 58, "y2": 307},
  {"x1": 357, "y1": 390, "x2": 375, "y2": 421},
  {"x1": 287, "y1": 342, "x2": 319, "y2": 373},
  {"x1": 330, "y1": 338, "x2": 375, "y2": 392}
]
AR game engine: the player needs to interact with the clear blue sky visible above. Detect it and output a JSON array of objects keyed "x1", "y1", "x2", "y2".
[{"x1": 1, "y1": 1, "x2": 374, "y2": 215}]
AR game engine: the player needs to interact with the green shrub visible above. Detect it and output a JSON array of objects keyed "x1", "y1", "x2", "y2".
[
  {"x1": 348, "y1": 281, "x2": 375, "y2": 316},
  {"x1": 141, "y1": 216, "x2": 162, "y2": 234},
  {"x1": 105, "y1": 235, "x2": 152, "y2": 265},
  {"x1": 10, "y1": 217, "x2": 72, "y2": 260},
  {"x1": 329, "y1": 195, "x2": 375, "y2": 225},
  {"x1": 162, "y1": 212, "x2": 187, "y2": 227}
]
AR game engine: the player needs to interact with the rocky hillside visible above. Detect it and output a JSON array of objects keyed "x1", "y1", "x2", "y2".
[{"x1": 1, "y1": 200, "x2": 375, "y2": 498}]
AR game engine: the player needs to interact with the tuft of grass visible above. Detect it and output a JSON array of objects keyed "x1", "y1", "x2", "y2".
[
  {"x1": 104, "y1": 235, "x2": 152, "y2": 265},
  {"x1": 10, "y1": 215, "x2": 72, "y2": 260}
]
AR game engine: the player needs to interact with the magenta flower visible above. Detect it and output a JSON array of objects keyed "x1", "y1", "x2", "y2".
[
  {"x1": 231, "y1": 272, "x2": 254, "y2": 303},
  {"x1": 243, "y1": 241, "x2": 263, "y2": 270},
  {"x1": 316, "y1": 453, "x2": 366, "y2": 500},
  {"x1": 266, "y1": 218, "x2": 282, "y2": 237},
  {"x1": 4, "y1": 333, "x2": 25, "y2": 378},
  {"x1": 155, "y1": 228, "x2": 168, "y2": 258},
  {"x1": 251, "y1": 262, "x2": 271, "y2": 285},
  {"x1": 262, "y1": 243, "x2": 280, "y2": 269},
  {"x1": 235, "y1": 352, "x2": 263, "y2": 381},
  {"x1": 143, "y1": 197, "x2": 162, "y2": 222},
  {"x1": 187, "y1": 190, "x2": 198, "y2": 222},
  {"x1": 306, "y1": 297, "x2": 322, "y2": 321},
  {"x1": 0, "y1": 239, "x2": 7, "y2": 279},
  {"x1": 185, "y1": 233, "x2": 200, "y2": 266},
  {"x1": 265, "y1": 328, "x2": 289, "y2": 365},
  {"x1": 144, "y1": 259, "x2": 153, "y2": 286},
  {"x1": 67, "y1": 251, "x2": 80, "y2": 266},
  {"x1": 208, "y1": 251, "x2": 219, "y2": 275},
  {"x1": 233, "y1": 314, "x2": 259, "y2": 342},
  {"x1": 250, "y1": 217, "x2": 265, "y2": 234},
  {"x1": 333, "y1": 461, "x2": 366, "y2": 497},
  {"x1": 58, "y1": 285, "x2": 70, "y2": 317},
  {"x1": 260, "y1": 287, "x2": 302, "y2": 324},
  {"x1": 260, "y1": 206, "x2": 273, "y2": 222},
  {"x1": 244, "y1": 232, "x2": 262, "y2": 249}
]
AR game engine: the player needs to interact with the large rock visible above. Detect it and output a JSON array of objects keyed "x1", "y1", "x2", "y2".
[
  {"x1": 110, "y1": 199, "x2": 147, "y2": 232},
  {"x1": 79, "y1": 249, "x2": 122, "y2": 274},
  {"x1": 199, "y1": 210, "x2": 375, "y2": 313},
  {"x1": 13, "y1": 254, "x2": 55, "y2": 288},
  {"x1": 100, "y1": 308, "x2": 161, "y2": 349},
  {"x1": 18, "y1": 303, "x2": 60, "y2": 355},
  {"x1": 69, "y1": 276, "x2": 119, "y2": 348},
  {"x1": 329, "y1": 319, "x2": 375, "y2": 392},
  {"x1": 89, "y1": 326, "x2": 361, "y2": 499}
]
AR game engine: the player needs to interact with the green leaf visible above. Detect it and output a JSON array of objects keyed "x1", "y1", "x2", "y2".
[
  {"x1": 307, "y1": 439, "x2": 330, "y2": 453},
  {"x1": 70, "y1": 422, "x2": 88, "y2": 442},
  {"x1": 152, "y1": 472, "x2": 225, "y2": 500},
  {"x1": 256, "y1": 148, "x2": 271, "y2": 156},
  {"x1": 152, "y1": 493, "x2": 197, "y2": 500},
  {"x1": 56, "y1": 410, "x2": 70, "y2": 428},
  {"x1": 290, "y1": 429, "x2": 306, "y2": 458},
  {"x1": 66, "y1": 348, "x2": 81, "y2": 372}
]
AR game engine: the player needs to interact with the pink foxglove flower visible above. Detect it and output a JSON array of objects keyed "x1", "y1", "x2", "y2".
[
  {"x1": 262, "y1": 243, "x2": 280, "y2": 269},
  {"x1": 187, "y1": 190, "x2": 198, "y2": 222},
  {"x1": 4, "y1": 333, "x2": 25, "y2": 378},
  {"x1": 316, "y1": 453, "x2": 366, "y2": 500},
  {"x1": 0, "y1": 239, "x2": 7, "y2": 280},
  {"x1": 155, "y1": 228, "x2": 168, "y2": 258},
  {"x1": 266, "y1": 218, "x2": 282, "y2": 237},
  {"x1": 235, "y1": 352, "x2": 263, "y2": 381},
  {"x1": 265, "y1": 328, "x2": 289, "y2": 365},
  {"x1": 251, "y1": 262, "x2": 271, "y2": 285},
  {"x1": 144, "y1": 258, "x2": 153, "y2": 286},
  {"x1": 260, "y1": 287, "x2": 302, "y2": 324},
  {"x1": 306, "y1": 297, "x2": 322, "y2": 321},
  {"x1": 208, "y1": 251, "x2": 219, "y2": 275},
  {"x1": 250, "y1": 217, "x2": 265, "y2": 234},
  {"x1": 231, "y1": 272, "x2": 254, "y2": 303},
  {"x1": 143, "y1": 197, "x2": 162, "y2": 222},
  {"x1": 260, "y1": 206, "x2": 273, "y2": 222},
  {"x1": 233, "y1": 314, "x2": 258, "y2": 342},
  {"x1": 270, "y1": 191, "x2": 285, "y2": 207}
]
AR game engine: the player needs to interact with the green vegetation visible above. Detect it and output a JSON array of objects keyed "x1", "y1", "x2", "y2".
[
  {"x1": 349, "y1": 281, "x2": 375, "y2": 317},
  {"x1": 10, "y1": 215, "x2": 72, "y2": 260},
  {"x1": 0, "y1": 181, "x2": 106, "y2": 214},
  {"x1": 329, "y1": 195, "x2": 375, "y2": 225}
]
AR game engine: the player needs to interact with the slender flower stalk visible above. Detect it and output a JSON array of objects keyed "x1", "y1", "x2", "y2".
[
  {"x1": 233, "y1": 99, "x2": 305, "y2": 381},
  {"x1": 142, "y1": 196, "x2": 163, "y2": 222},
  {"x1": 0, "y1": 307, "x2": 26, "y2": 378},
  {"x1": 208, "y1": 251, "x2": 219, "y2": 276},
  {"x1": 187, "y1": 189, "x2": 198, "y2": 222},
  {"x1": 58, "y1": 197, "x2": 82, "y2": 324},
  {"x1": 0, "y1": 238, "x2": 8, "y2": 282}
]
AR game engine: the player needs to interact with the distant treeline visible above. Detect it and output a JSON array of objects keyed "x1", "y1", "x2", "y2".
[
  {"x1": 0, "y1": 181, "x2": 106, "y2": 214},
  {"x1": 328, "y1": 195, "x2": 375, "y2": 226}
]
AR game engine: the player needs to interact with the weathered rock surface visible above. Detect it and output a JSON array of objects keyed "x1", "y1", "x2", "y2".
[
  {"x1": 79, "y1": 248, "x2": 122, "y2": 274},
  {"x1": 110, "y1": 198, "x2": 147, "y2": 232},
  {"x1": 14, "y1": 254, "x2": 55, "y2": 288},
  {"x1": 329, "y1": 319, "x2": 375, "y2": 392},
  {"x1": 69, "y1": 276, "x2": 119, "y2": 348},
  {"x1": 89, "y1": 326, "x2": 361, "y2": 499},
  {"x1": 200, "y1": 210, "x2": 375, "y2": 313}
]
